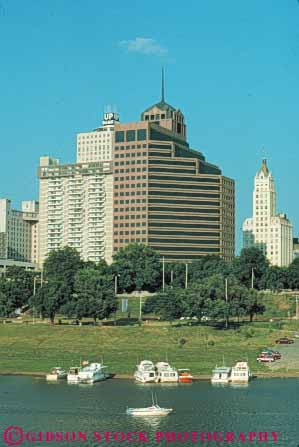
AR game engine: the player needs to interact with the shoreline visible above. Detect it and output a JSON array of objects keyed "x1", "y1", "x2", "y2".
[{"x1": 1, "y1": 372, "x2": 299, "y2": 380}]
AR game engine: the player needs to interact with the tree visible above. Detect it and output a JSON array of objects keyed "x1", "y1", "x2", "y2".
[
  {"x1": 232, "y1": 247, "x2": 269, "y2": 289},
  {"x1": 29, "y1": 247, "x2": 82, "y2": 324},
  {"x1": 189, "y1": 256, "x2": 231, "y2": 283},
  {"x1": 62, "y1": 267, "x2": 117, "y2": 322},
  {"x1": 143, "y1": 288, "x2": 184, "y2": 322},
  {"x1": 287, "y1": 258, "x2": 299, "y2": 290},
  {"x1": 260, "y1": 266, "x2": 289, "y2": 291},
  {"x1": 113, "y1": 243, "x2": 161, "y2": 293}
]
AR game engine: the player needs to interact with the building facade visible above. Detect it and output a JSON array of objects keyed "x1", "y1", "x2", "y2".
[
  {"x1": 0, "y1": 198, "x2": 39, "y2": 266},
  {"x1": 112, "y1": 94, "x2": 235, "y2": 262},
  {"x1": 242, "y1": 159, "x2": 293, "y2": 266},
  {"x1": 38, "y1": 113, "x2": 117, "y2": 266}
]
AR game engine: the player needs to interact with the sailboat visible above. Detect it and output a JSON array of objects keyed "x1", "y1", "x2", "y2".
[{"x1": 126, "y1": 393, "x2": 173, "y2": 417}]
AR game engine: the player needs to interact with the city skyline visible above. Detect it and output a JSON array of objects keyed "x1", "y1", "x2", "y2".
[{"x1": 1, "y1": 1, "x2": 299, "y2": 252}]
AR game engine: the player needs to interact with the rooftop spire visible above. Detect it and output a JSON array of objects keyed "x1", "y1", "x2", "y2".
[{"x1": 161, "y1": 67, "x2": 165, "y2": 102}]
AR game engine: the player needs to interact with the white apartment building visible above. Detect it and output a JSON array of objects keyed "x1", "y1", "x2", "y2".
[
  {"x1": 0, "y1": 199, "x2": 39, "y2": 265},
  {"x1": 38, "y1": 112, "x2": 118, "y2": 266},
  {"x1": 242, "y1": 159, "x2": 293, "y2": 267}
]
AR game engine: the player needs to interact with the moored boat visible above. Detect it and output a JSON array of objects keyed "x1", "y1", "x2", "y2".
[
  {"x1": 155, "y1": 362, "x2": 178, "y2": 383},
  {"x1": 134, "y1": 360, "x2": 157, "y2": 383},
  {"x1": 230, "y1": 362, "x2": 251, "y2": 383},
  {"x1": 211, "y1": 366, "x2": 231, "y2": 384},
  {"x1": 78, "y1": 363, "x2": 109, "y2": 384},
  {"x1": 46, "y1": 367, "x2": 67, "y2": 382},
  {"x1": 67, "y1": 366, "x2": 81, "y2": 384},
  {"x1": 178, "y1": 368, "x2": 193, "y2": 383}
]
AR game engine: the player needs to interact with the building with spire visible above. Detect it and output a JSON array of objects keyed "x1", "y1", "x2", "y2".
[
  {"x1": 112, "y1": 72, "x2": 235, "y2": 261},
  {"x1": 242, "y1": 159, "x2": 293, "y2": 267}
]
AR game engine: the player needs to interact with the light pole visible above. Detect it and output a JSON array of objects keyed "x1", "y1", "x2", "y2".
[
  {"x1": 296, "y1": 296, "x2": 299, "y2": 321},
  {"x1": 251, "y1": 268, "x2": 255, "y2": 289},
  {"x1": 162, "y1": 256, "x2": 165, "y2": 291},
  {"x1": 139, "y1": 292, "x2": 143, "y2": 322},
  {"x1": 114, "y1": 274, "x2": 120, "y2": 326},
  {"x1": 225, "y1": 278, "x2": 228, "y2": 329},
  {"x1": 185, "y1": 263, "x2": 188, "y2": 289}
]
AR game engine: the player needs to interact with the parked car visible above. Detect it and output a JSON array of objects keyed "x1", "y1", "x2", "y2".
[
  {"x1": 261, "y1": 349, "x2": 281, "y2": 360},
  {"x1": 257, "y1": 354, "x2": 275, "y2": 363},
  {"x1": 275, "y1": 337, "x2": 294, "y2": 344}
]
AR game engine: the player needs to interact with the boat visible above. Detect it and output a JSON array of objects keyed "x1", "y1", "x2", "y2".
[
  {"x1": 78, "y1": 362, "x2": 109, "y2": 384},
  {"x1": 230, "y1": 362, "x2": 251, "y2": 383},
  {"x1": 211, "y1": 366, "x2": 231, "y2": 384},
  {"x1": 134, "y1": 360, "x2": 157, "y2": 383},
  {"x1": 46, "y1": 367, "x2": 67, "y2": 381},
  {"x1": 155, "y1": 362, "x2": 178, "y2": 383},
  {"x1": 178, "y1": 368, "x2": 193, "y2": 383},
  {"x1": 126, "y1": 394, "x2": 173, "y2": 417},
  {"x1": 67, "y1": 366, "x2": 81, "y2": 384}
]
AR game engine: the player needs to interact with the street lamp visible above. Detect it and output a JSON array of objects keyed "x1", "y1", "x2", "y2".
[{"x1": 225, "y1": 278, "x2": 229, "y2": 329}]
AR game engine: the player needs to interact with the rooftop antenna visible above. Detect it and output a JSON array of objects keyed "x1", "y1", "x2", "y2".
[{"x1": 161, "y1": 67, "x2": 165, "y2": 102}]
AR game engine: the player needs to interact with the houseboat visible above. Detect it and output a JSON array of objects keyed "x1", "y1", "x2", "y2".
[
  {"x1": 46, "y1": 367, "x2": 67, "y2": 382},
  {"x1": 155, "y1": 362, "x2": 178, "y2": 383},
  {"x1": 78, "y1": 363, "x2": 109, "y2": 384},
  {"x1": 211, "y1": 366, "x2": 231, "y2": 384},
  {"x1": 230, "y1": 362, "x2": 251, "y2": 383}
]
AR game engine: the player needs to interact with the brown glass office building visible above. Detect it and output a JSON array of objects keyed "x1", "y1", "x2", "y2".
[{"x1": 112, "y1": 93, "x2": 235, "y2": 262}]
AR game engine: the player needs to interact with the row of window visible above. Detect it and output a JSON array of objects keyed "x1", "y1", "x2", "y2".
[
  {"x1": 144, "y1": 113, "x2": 166, "y2": 120},
  {"x1": 115, "y1": 191, "x2": 146, "y2": 197},
  {"x1": 114, "y1": 159, "x2": 147, "y2": 166},
  {"x1": 114, "y1": 238, "x2": 147, "y2": 244},
  {"x1": 115, "y1": 129, "x2": 147, "y2": 143},
  {"x1": 115, "y1": 144, "x2": 147, "y2": 150},
  {"x1": 115, "y1": 183, "x2": 147, "y2": 189},
  {"x1": 115, "y1": 152, "x2": 147, "y2": 159},
  {"x1": 115, "y1": 175, "x2": 147, "y2": 181},
  {"x1": 115, "y1": 167, "x2": 147, "y2": 174},
  {"x1": 114, "y1": 230, "x2": 146, "y2": 235},
  {"x1": 114, "y1": 223, "x2": 146, "y2": 229}
]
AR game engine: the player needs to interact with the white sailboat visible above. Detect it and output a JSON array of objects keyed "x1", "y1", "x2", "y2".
[
  {"x1": 126, "y1": 394, "x2": 173, "y2": 417},
  {"x1": 134, "y1": 360, "x2": 157, "y2": 383}
]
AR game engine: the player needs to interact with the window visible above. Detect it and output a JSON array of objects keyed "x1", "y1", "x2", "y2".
[
  {"x1": 126, "y1": 130, "x2": 136, "y2": 142},
  {"x1": 115, "y1": 131, "x2": 125, "y2": 142},
  {"x1": 137, "y1": 129, "x2": 146, "y2": 141}
]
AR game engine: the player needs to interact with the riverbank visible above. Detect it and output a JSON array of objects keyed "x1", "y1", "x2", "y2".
[{"x1": 1, "y1": 321, "x2": 299, "y2": 376}]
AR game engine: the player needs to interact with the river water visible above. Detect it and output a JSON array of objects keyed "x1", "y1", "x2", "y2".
[{"x1": 0, "y1": 376, "x2": 298, "y2": 446}]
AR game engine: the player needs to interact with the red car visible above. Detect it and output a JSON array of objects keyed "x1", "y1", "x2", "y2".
[
  {"x1": 261, "y1": 350, "x2": 281, "y2": 360},
  {"x1": 275, "y1": 337, "x2": 294, "y2": 344}
]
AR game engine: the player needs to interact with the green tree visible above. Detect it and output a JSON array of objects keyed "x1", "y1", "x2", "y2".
[
  {"x1": 287, "y1": 258, "x2": 299, "y2": 290},
  {"x1": 232, "y1": 247, "x2": 269, "y2": 289},
  {"x1": 143, "y1": 288, "x2": 184, "y2": 322},
  {"x1": 29, "y1": 246, "x2": 82, "y2": 324},
  {"x1": 113, "y1": 243, "x2": 161, "y2": 293},
  {"x1": 62, "y1": 267, "x2": 117, "y2": 322}
]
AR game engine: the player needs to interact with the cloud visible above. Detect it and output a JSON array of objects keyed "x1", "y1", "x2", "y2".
[{"x1": 119, "y1": 37, "x2": 167, "y2": 56}]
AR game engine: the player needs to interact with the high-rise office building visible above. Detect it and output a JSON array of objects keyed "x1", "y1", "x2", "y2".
[
  {"x1": 38, "y1": 112, "x2": 118, "y2": 266},
  {"x1": 0, "y1": 199, "x2": 39, "y2": 267},
  {"x1": 112, "y1": 81, "x2": 235, "y2": 261},
  {"x1": 242, "y1": 159, "x2": 293, "y2": 266}
]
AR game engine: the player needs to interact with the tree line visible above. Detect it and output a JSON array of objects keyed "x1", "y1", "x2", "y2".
[{"x1": 0, "y1": 244, "x2": 299, "y2": 324}]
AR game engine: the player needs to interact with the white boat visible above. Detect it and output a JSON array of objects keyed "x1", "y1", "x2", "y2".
[
  {"x1": 134, "y1": 360, "x2": 157, "y2": 383},
  {"x1": 67, "y1": 366, "x2": 81, "y2": 384},
  {"x1": 230, "y1": 362, "x2": 251, "y2": 383},
  {"x1": 126, "y1": 405, "x2": 173, "y2": 417},
  {"x1": 46, "y1": 367, "x2": 67, "y2": 381},
  {"x1": 211, "y1": 366, "x2": 231, "y2": 384},
  {"x1": 78, "y1": 362, "x2": 108, "y2": 384},
  {"x1": 155, "y1": 362, "x2": 178, "y2": 383},
  {"x1": 126, "y1": 394, "x2": 173, "y2": 416}
]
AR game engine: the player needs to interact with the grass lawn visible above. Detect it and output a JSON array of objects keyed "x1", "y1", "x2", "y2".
[{"x1": 0, "y1": 319, "x2": 297, "y2": 376}]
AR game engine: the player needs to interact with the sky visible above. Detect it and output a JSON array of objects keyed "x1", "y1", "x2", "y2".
[{"x1": 1, "y1": 0, "x2": 299, "y2": 252}]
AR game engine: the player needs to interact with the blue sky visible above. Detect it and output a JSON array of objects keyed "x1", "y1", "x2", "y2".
[{"x1": 1, "y1": 0, "x2": 299, "y2": 252}]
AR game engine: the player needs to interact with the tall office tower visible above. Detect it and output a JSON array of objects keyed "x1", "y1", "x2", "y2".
[
  {"x1": 0, "y1": 198, "x2": 39, "y2": 266},
  {"x1": 76, "y1": 112, "x2": 119, "y2": 163},
  {"x1": 242, "y1": 159, "x2": 293, "y2": 266},
  {"x1": 112, "y1": 80, "x2": 235, "y2": 262}
]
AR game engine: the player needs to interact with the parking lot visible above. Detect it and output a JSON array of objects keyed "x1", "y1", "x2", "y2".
[{"x1": 268, "y1": 340, "x2": 299, "y2": 371}]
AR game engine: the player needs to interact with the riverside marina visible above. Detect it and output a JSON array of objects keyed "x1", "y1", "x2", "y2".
[{"x1": 1, "y1": 376, "x2": 299, "y2": 446}]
